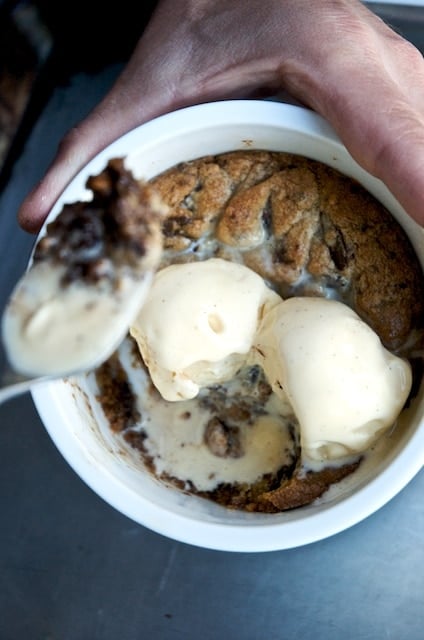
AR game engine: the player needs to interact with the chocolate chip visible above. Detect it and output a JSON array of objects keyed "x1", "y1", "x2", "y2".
[{"x1": 204, "y1": 417, "x2": 244, "y2": 458}]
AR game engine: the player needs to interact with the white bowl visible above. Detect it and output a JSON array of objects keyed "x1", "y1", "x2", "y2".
[{"x1": 31, "y1": 100, "x2": 424, "y2": 552}]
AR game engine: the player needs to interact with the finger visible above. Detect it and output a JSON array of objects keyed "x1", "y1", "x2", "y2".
[
  {"x1": 277, "y1": 5, "x2": 424, "y2": 226},
  {"x1": 333, "y1": 94, "x2": 424, "y2": 228},
  {"x1": 17, "y1": 2, "x2": 187, "y2": 233},
  {"x1": 18, "y1": 95, "x2": 160, "y2": 233},
  {"x1": 292, "y1": 50, "x2": 424, "y2": 227},
  {"x1": 18, "y1": 122, "x2": 101, "y2": 233}
]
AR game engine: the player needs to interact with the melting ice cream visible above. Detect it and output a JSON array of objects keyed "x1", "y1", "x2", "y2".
[
  {"x1": 253, "y1": 296, "x2": 412, "y2": 461},
  {"x1": 130, "y1": 258, "x2": 281, "y2": 401},
  {"x1": 131, "y1": 258, "x2": 412, "y2": 462}
]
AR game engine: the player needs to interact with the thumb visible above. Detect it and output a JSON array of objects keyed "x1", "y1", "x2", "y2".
[{"x1": 17, "y1": 98, "x2": 167, "y2": 233}]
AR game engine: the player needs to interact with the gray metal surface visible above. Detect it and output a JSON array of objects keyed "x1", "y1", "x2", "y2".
[{"x1": 0, "y1": 9, "x2": 423, "y2": 640}]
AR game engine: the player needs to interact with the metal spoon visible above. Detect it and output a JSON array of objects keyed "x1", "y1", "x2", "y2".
[
  {"x1": 0, "y1": 158, "x2": 165, "y2": 406},
  {"x1": 0, "y1": 270, "x2": 155, "y2": 405}
]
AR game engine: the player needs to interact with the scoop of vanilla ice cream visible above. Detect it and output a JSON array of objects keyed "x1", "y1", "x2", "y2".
[
  {"x1": 130, "y1": 258, "x2": 282, "y2": 401},
  {"x1": 2, "y1": 262, "x2": 155, "y2": 377},
  {"x1": 253, "y1": 296, "x2": 412, "y2": 461}
]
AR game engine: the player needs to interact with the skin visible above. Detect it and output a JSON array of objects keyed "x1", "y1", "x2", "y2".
[{"x1": 17, "y1": 0, "x2": 424, "y2": 232}]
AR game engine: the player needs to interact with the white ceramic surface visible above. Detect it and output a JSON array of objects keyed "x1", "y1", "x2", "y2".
[{"x1": 31, "y1": 100, "x2": 424, "y2": 552}]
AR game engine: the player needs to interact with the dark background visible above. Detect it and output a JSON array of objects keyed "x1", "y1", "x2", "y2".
[{"x1": 0, "y1": 3, "x2": 423, "y2": 639}]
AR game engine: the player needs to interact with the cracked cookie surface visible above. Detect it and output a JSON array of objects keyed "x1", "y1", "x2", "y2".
[
  {"x1": 97, "y1": 151, "x2": 424, "y2": 512},
  {"x1": 152, "y1": 150, "x2": 424, "y2": 353}
]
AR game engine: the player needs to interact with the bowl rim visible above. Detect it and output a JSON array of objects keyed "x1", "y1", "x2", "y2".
[
  {"x1": 31, "y1": 99, "x2": 424, "y2": 552},
  {"x1": 32, "y1": 377, "x2": 424, "y2": 552}
]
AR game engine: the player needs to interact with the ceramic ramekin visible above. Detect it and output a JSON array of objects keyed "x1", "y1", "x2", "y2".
[{"x1": 31, "y1": 100, "x2": 424, "y2": 552}]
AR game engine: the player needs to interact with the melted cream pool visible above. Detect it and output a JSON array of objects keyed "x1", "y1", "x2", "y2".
[{"x1": 137, "y1": 379, "x2": 295, "y2": 492}]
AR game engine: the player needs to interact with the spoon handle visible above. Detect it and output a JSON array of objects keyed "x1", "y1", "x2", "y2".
[{"x1": 0, "y1": 364, "x2": 50, "y2": 405}]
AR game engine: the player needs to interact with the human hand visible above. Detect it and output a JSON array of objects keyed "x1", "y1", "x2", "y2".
[{"x1": 18, "y1": 0, "x2": 424, "y2": 232}]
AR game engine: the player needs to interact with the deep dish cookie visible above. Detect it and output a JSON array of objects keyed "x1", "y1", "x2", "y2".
[
  {"x1": 152, "y1": 150, "x2": 424, "y2": 354},
  {"x1": 96, "y1": 151, "x2": 424, "y2": 512}
]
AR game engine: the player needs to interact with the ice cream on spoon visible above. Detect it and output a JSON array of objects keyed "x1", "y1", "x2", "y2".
[{"x1": 1, "y1": 158, "x2": 165, "y2": 385}]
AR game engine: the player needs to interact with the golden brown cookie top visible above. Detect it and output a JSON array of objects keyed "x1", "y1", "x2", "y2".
[{"x1": 150, "y1": 150, "x2": 424, "y2": 353}]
